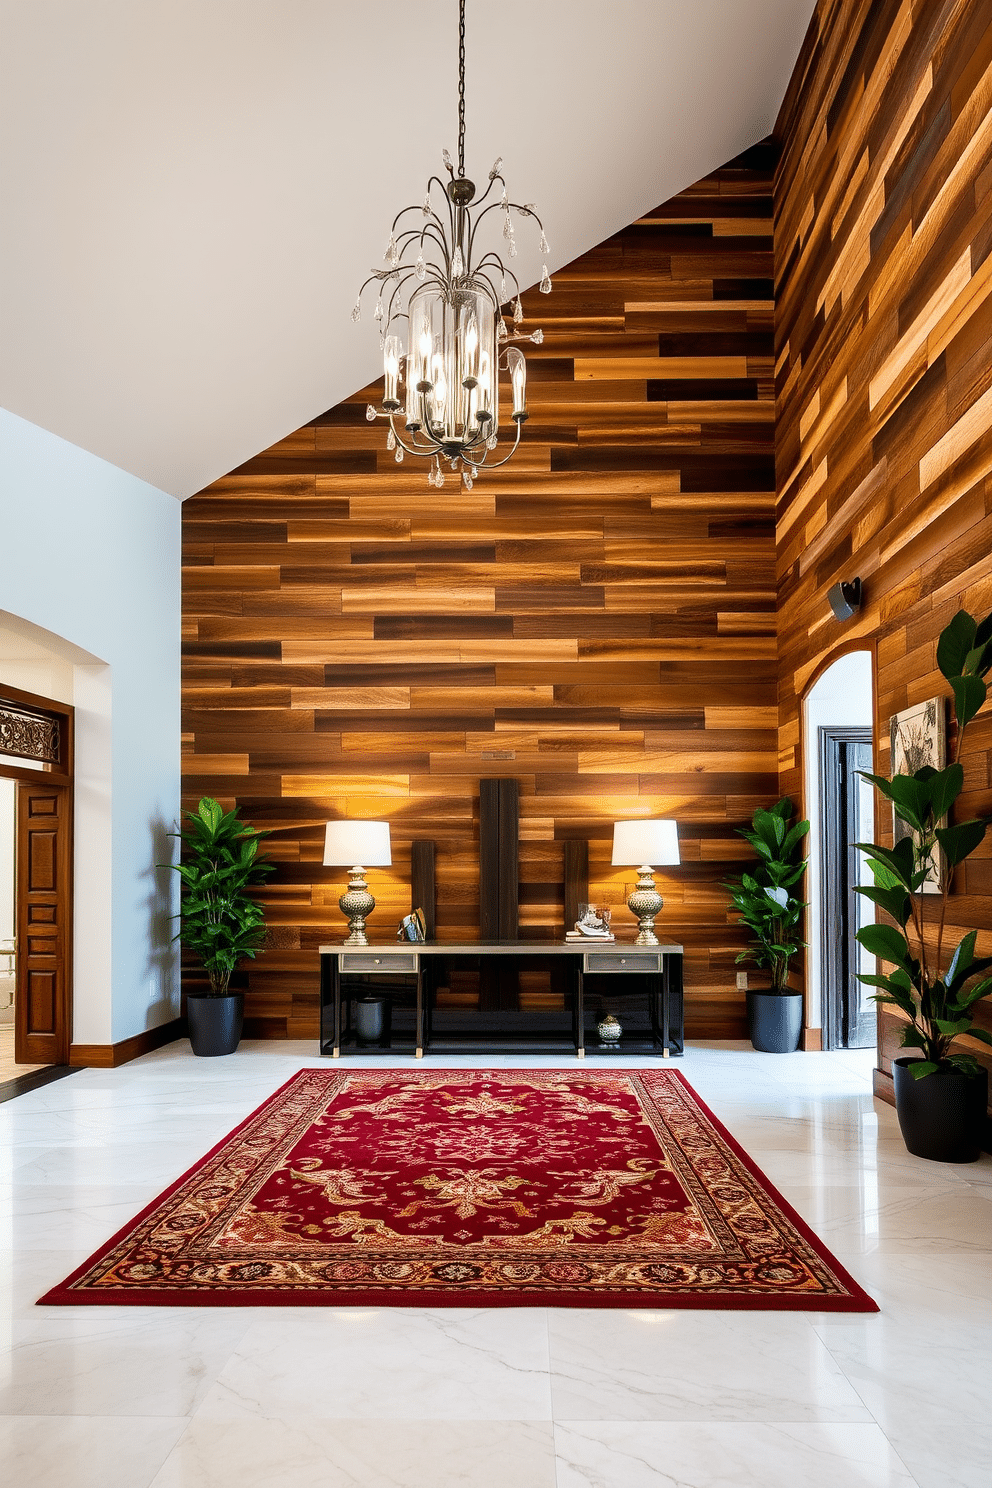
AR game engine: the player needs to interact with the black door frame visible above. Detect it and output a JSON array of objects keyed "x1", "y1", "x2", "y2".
[{"x1": 818, "y1": 726, "x2": 873, "y2": 1051}]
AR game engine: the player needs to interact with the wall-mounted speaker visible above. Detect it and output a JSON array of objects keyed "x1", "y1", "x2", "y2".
[{"x1": 828, "y1": 577, "x2": 862, "y2": 621}]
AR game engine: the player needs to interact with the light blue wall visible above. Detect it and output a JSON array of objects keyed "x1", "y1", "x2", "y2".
[{"x1": 0, "y1": 408, "x2": 181, "y2": 1044}]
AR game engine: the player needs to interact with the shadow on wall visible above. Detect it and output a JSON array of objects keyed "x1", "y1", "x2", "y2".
[{"x1": 143, "y1": 814, "x2": 179, "y2": 1029}]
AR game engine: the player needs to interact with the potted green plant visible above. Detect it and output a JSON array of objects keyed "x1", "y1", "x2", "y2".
[
  {"x1": 167, "y1": 796, "x2": 274, "y2": 1057},
  {"x1": 856, "y1": 608, "x2": 992, "y2": 1161},
  {"x1": 725, "y1": 798, "x2": 809, "y2": 1052}
]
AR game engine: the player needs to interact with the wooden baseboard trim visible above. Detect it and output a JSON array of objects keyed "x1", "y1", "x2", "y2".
[
  {"x1": 802, "y1": 1026, "x2": 823, "y2": 1052},
  {"x1": 872, "y1": 1066, "x2": 895, "y2": 1107},
  {"x1": 70, "y1": 1017, "x2": 185, "y2": 1069}
]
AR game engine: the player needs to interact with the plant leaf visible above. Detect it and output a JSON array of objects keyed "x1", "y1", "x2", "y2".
[
  {"x1": 950, "y1": 673, "x2": 987, "y2": 731},
  {"x1": 856, "y1": 837, "x2": 915, "y2": 889},
  {"x1": 923, "y1": 763, "x2": 964, "y2": 823},
  {"x1": 934, "y1": 1017, "x2": 972, "y2": 1036},
  {"x1": 936, "y1": 818, "x2": 987, "y2": 867},
  {"x1": 944, "y1": 930, "x2": 977, "y2": 992},
  {"x1": 909, "y1": 1060, "x2": 939, "y2": 1080},
  {"x1": 855, "y1": 883, "x2": 911, "y2": 926},
  {"x1": 857, "y1": 922, "x2": 912, "y2": 968},
  {"x1": 937, "y1": 610, "x2": 977, "y2": 680}
]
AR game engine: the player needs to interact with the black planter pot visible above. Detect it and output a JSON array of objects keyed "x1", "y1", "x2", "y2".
[
  {"x1": 354, "y1": 995, "x2": 389, "y2": 1045},
  {"x1": 892, "y1": 1056, "x2": 988, "y2": 1163},
  {"x1": 746, "y1": 990, "x2": 803, "y2": 1053},
  {"x1": 187, "y1": 991, "x2": 244, "y2": 1057}
]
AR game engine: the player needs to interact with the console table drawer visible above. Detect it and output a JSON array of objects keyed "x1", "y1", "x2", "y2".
[
  {"x1": 340, "y1": 952, "x2": 419, "y2": 973},
  {"x1": 584, "y1": 952, "x2": 662, "y2": 974}
]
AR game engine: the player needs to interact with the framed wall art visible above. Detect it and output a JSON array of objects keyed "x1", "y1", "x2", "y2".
[{"x1": 889, "y1": 696, "x2": 946, "y2": 893}]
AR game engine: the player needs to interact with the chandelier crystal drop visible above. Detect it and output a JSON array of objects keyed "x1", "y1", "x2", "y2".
[{"x1": 352, "y1": 0, "x2": 551, "y2": 491}]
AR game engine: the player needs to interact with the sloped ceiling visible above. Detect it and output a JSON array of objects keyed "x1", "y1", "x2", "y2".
[{"x1": 0, "y1": 1, "x2": 814, "y2": 498}]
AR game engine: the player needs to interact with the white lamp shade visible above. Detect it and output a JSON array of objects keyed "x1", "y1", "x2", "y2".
[
  {"x1": 323, "y1": 820, "x2": 391, "y2": 867},
  {"x1": 611, "y1": 819, "x2": 680, "y2": 867}
]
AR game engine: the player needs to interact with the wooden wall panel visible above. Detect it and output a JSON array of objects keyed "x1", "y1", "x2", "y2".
[
  {"x1": 182, "y1": 146, "x2": 778, "y2": 1039},
  {"x1": 775, "y1": 0, "x2": 992, "y2": 1091}
]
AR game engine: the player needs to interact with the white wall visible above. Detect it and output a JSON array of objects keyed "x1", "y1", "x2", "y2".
[
  {"x1": 803, "y1": 650, "x2": 874, "y2": 1031},
  {"x1": 0, "y1": 408, "x2": 180, "y2": 1045}
]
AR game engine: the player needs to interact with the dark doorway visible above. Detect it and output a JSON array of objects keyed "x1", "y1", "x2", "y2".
[{"x1": 819, "y1": 728, "x2": 875, "y2": 1050}]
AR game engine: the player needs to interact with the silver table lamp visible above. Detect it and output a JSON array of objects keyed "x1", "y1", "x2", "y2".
[
  {"x1": 612, "y1": 819, "x2": 680, "y2": 945},
  {"x1": 323, "y1": 820, "x2": 392, "y2": 945}
]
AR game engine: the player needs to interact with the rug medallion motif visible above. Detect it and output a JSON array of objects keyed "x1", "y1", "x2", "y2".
[{"x1": 40, "y1": 1069, "x2": 876, "y2": 1310}]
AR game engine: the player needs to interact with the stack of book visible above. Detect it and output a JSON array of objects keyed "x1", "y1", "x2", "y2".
[{"x1": 564, "y1": 929, "x2": 615, "y2": 943}]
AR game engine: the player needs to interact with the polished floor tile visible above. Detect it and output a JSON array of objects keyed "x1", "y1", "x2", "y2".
[
  {"x1": 552, "y1": 1421, "x2": 918, "y2": 1488},
  {"x1": 0, "y1": 1039, "x2": 988, "y2": 1488},
  {"x1": 149, "y1": 1418, "x2": 557, "y2": 1488}
]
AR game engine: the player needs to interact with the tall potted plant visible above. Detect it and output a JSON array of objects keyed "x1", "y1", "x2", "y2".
[
  {"x1": 856, "y1": 608, "x2": 992, "y2": 1161},
  {"x1": 168, "y1": 796, "x2": 274, "y2": 1057},
  {"x1": 725, "y1": 798, "x2": 809, "y2": 1052}
]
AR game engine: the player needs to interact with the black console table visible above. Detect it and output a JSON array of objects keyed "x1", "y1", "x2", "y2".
[{"x1": 319, "y1": 941, "x2": 683, "y2": 1059}]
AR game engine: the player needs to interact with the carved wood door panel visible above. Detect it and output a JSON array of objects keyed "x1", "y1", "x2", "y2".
[{"x1": 15, "y1": 781, "x2": 71, "y2": 1064}]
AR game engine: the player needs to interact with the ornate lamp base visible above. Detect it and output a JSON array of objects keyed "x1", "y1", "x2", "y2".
[
  {"x1": 626, "y1": 865, "x2": 663, "y2": 946},
  {"x1": 339, "y1": 866, "x2": 376, "y2": 945}
]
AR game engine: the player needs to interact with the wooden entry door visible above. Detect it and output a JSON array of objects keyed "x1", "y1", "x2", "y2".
[{"x1": 15, "y1": 781, "x2": 72, "y2": 1064}]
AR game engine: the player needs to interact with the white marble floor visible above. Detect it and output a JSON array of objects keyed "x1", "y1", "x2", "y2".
[{"x1": 1, "y1": 1040, "x2": 988, "y2": 1488}]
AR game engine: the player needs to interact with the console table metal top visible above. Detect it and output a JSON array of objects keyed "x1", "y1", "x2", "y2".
[{"x1": 319, "y1": 941, "x2": 683, "y2": 957}]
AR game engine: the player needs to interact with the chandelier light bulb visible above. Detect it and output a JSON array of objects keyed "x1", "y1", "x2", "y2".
[
  {"x1": 351, "y1": 300, "x2": 361, "y2": 323},
  {"x1": 539, "y1": 230, "x2": 550, "y2": 255},
  {"x1": 442, "y1": 147, "x2": 453, "y2": 170},
  {"x1": 489, "y1": 156, "x2": 503, "y2": 178}
]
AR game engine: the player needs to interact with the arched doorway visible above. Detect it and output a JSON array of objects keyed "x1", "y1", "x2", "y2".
[{"x1": 803, "y1": 650, "x2": 875, "y2": 1050}]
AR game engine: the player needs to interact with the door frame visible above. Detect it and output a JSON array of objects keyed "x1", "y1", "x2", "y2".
[
  {"x1": 818, "y1": 725, "x2": 873, "y2": 1051},
  {"x1": 0, "y1": 683, "x2": 74, "y2": 1065}
]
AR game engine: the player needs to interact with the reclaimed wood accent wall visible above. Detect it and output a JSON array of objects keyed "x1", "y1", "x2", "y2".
[
  {"x1": 181, "y1": 144, "x2": 778, "y2": 1039},
  {"x1": 775, "y1": 0, "x2": 992, "y2": 1090}
]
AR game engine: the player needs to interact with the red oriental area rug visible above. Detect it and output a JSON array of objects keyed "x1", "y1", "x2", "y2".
[{"x1": 40, "y1": 1069, "x2": 876, "y2": 1310}]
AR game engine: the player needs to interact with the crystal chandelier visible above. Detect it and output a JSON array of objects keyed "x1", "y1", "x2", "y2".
[{"x1": 352, "y1": 0, "x2": 551, "y2": 492}]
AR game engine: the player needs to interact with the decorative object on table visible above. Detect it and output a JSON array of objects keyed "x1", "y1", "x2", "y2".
[
  {"x1": 565, "y1": 903, "x2": 614, "y2": 941},
  {"x1": 724, "y1": 799, "x2": 809, "y2": 1054},
  {"x1": 323, "y1": 821, "x2": 392, "y2": 945},
  {"x1": 41, "y1": 1068, "x2": 876, "y2": 1312},
  {"x1": 857, "y1": 607, "x2": 992, "y2": 1162},
  {"x1": 611, "y1": 820, "x2": 680, "y2": 945},
  {"x1": 165, "y1": 796, "x2": 273, "y2": 1058},
  {"x1": 888, "y1": 696, "x2": 946, "y2": 893},
  {"x1": 354, "y1": 0, "x2": 551, "y2": 493},
  {"x1": 397, "y1": 908, "x2": 427, "y2": 942},
  {"x1": 596, "y1": 1012, "x2": 623, "y2": 1043}
]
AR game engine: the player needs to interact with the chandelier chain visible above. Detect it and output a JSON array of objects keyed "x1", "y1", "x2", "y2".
[{"x1": 457, "y1": 0, "x2": 466, "y2": 178}]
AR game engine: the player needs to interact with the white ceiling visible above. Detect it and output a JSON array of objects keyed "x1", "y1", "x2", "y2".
[{"x1": 0, "y1": 1, "x2": 814, "y2": 499}]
